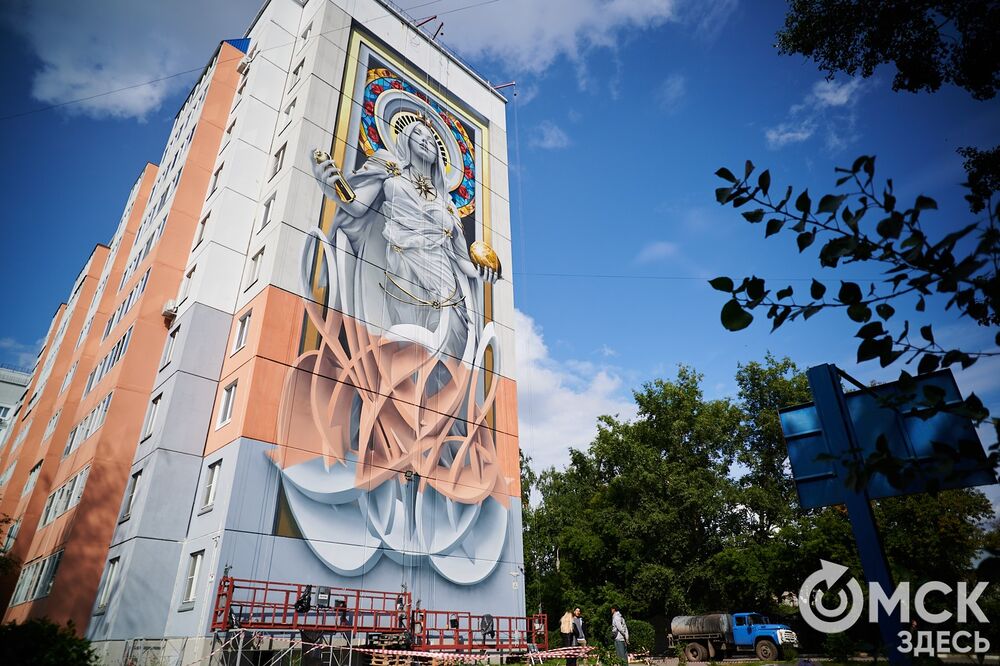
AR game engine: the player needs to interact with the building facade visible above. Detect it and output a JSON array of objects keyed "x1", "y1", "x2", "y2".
[
  {"x1": 0, "y1": 0, "x2": 521, "y2": 662},
  {"x1": 0, "y1": 366, "x2": 31, "y2": 446}
]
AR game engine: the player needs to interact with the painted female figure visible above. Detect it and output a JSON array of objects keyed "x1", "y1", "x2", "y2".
[{"x1": 311, "y1": 117, "x2": 498, "y2": 362}]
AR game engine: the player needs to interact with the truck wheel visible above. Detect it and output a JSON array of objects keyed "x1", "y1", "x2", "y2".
[
  {"x1": 685, "y1": 642, "x2": 708, "y2": 662},
  {"x1": 755, "y1": 639, "x2": 778, "y2": 661}
]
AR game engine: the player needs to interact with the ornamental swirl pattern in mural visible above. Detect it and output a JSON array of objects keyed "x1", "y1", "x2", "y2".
[{"x1": 275, "y1": 41, "x2": 510, "y2": 585}]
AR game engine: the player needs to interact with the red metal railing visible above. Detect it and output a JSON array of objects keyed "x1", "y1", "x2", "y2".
[
  {"x1": 211, "y1": 577, "x2": 409, "y2": 633},
  {"x1": 409, "y1": 609, "x2": 546, "y2": 651},
  {"x1": 211, "y1": 577, "x2": 548, "y2": 652}
]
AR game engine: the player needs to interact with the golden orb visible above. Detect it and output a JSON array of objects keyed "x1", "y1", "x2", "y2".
[{"x1": 469, "y1": 241, "x2": 500, "y2": 272}]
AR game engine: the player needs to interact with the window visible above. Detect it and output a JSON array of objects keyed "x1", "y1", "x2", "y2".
[
  {"x1": 39, "y1": 551, "x2": 62, "y2": 597},
  {"x1": 202, "y1": 460, "x2": 222, "y2": 508},
  {"x1": 121, "y1": 470, "x2": 141, "y2": 519},
  {"x1": 42, "y1": 410, "x2": 61, "y2": 440},
  {"x1": 195, "y1": 213, "x2": 208, "y2": 247},
  {"x1": 82, "y1": 370, "x2": 96, "y2": 396},
  {"x1": 180, "y1": 266, "x2": 196, "y2": 302},
  {"x1": 11, "y1": 550, "x2": 63, "y2": 604},
  {"x1": 290, "y1": 59, "x2": 305, "y2": 89},
  {"x1": 142, "y1": 395, "x2": 161, "y2": 439},
  {"x1": 59, "y1": 362, "x2": 77, "y2": 394},
  {"x1": 0, "y1": 460, "x2": 16, "y2": 487},
  {"x1": 218, "y1": 382, "x2": 237, "y2": 426},
  {"x1": 97, "y1": 557, "x2": 120, "y2": 608},
  {"x1": 260, "y1": 194, "x2": 276, "y2": 229},
  {"x1": 182, "y1": 550, "x2": 204, "y2": 603},
  {"x1": 210, "y1": 164, "x2": 223, "y2": 195},
  {"x1": 21, "y1": 461, "x2": 42, "y2": 496},
  {"x1": 62, "y1": 394, "x2": 112, "y2": 458},
  {"x1": 162, "y1": 326, "x2": 179, "y2": 367},
  {"x1": 226, "y1": 119, "x2": 236, "y2": 138},
  {"x1": 40, "y1": 466, "x2": 89, "y2": 526},
  {"x1": 248, "y1": 249, "x2": 264, "y2": 285},
  {"x1": 271, "y1": 144, "x2": 286, "y2": 179},
  {"x1": 300, "y1": 22, "x2": 313, "y2": 42},
  {"x1": 2, "y1": 518, "x2": 20, "y2": 552},
  {"x1": 282, "y1": 99, "x2": 296, "y2": 127},
  {"x1": 233, "y1": 311, "x2": 252, "y2": 352}
]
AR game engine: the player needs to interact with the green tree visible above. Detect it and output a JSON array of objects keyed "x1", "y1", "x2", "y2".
[
  {"x1": 0, "y1": 619, "x2": 97, "y2": 665},
  {"x1": 777, "y1": 1, "x2": 1000, "y2": 100},
  {"x1": 521, "y1": 357, "x2": 999, "y2": 652},
  {"x1": 710, "y1": 156, "x2": 999, "y2": 482},
  {"x1": 0, "y1": 515, "x2": 19, "y2": 577},
  {"x1": 710, "y1": 0, "x2": 1000, "y2": 485}
]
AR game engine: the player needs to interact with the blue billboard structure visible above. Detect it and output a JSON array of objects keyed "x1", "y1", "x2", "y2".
[
  {"x1": 780, "y1": 365, "x2": 996, "y2": 665},
  {"x1": 781, "y1": 368, "x2": 996, "y2": 509}
]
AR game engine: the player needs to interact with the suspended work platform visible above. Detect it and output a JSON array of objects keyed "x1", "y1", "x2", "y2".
[{"x1": 210, "y1": 577, "x2": 548, "y2": 657}]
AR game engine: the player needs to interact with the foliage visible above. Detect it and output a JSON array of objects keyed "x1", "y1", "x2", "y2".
[
  {"x1": 0, "y1": 515, "x2": 19, "y2": 577},
  {"x1": 627, "y1": 619, "x2": 654, "y2": 654},
  {"x1": 822, "y1": 631, "x2": 860, "y2": 662},
  {"x1": 521, "y1": 356, "x2": 1000, "y2": 653},
  {"x1": 0, "y1": 619, "x2": 97, "y2": 665},
  {"x1": 710, "y1": 156, "x2": 999, "y2": 484},
  {"x1": 776, "y1": 1, "x2": 1000, "y2": 100}
]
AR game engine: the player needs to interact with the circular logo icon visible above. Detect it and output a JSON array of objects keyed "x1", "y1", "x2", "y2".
[{"x1": 799, "y1": 560, "x2": 865, "y2": 633}]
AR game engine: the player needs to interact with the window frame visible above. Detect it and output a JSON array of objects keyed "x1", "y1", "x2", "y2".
[
  {"x1": 217, "y1": 381, "x2": 237, "y2": 427},
  {"x1": 97, "y1": 557, "x2": 120, "y2": 609},
  {"x1": 142, "y1": 394, "x2": 162, "y2": 440},
  {"x1": 120, "y1": 470, "x2": 142, "y2": 521},
  {"x1": 182, "y1": 550, "x2": 205, "y2": 603},
  {"x1": 233, "y1": 311, "x2": 252, "y2": 353},
  {"x1": 161, "y1": 325, "x2": 180, "y2": 368},
  {"x1": 201, "y1": 460, "x2": 222, "y2": 509}
]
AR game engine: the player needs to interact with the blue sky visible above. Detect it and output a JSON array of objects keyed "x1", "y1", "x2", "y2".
[{"x1": 1, "y1": 1, "x2": 998, "y2": 506}]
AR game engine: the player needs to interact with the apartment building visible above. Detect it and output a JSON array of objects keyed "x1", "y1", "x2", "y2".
[
  {"x1": 0, "y1": 366, "x2": 30, "y2": 446},
  {"x1": 1, "y1": 1, "x2": 520, "y2": 662}
]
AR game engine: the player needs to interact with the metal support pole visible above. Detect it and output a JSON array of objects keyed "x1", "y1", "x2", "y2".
[{"x1": 807, "y1": 364, "x2": 908, "y2": 665}]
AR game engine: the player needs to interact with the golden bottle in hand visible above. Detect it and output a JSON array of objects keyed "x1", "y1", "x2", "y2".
[{"x1": 313, "y1": 150, "x2": 356, "y2": 203}]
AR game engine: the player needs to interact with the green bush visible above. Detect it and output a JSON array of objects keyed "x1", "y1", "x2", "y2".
[
  {"x1": 0, "y1": 619, "x2": 96, "y2": 665},
  {"x1": 822, "y1": 632, "x2": 858, "y2": 662},
  {"x1": 627, "y1": 619, "x2": 654, "y2": 654}
]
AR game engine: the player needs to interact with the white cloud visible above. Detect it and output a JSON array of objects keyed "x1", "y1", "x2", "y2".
[
  {"x1": 3, "y1": 0, "x2": 250, "y2": 119},
  {"x1": 530, "y1": 121, "x2": 571, "y2": 149},
  {"x1": 655, "y1": 74, "x2": 687, "y2": 112},
  {"x1": 0, "y1": 337, "x2": 42, "y2": 369},
  {"x1": 598, "y1": 344, "x2": 619, "y2": 358},
  {"x1": 438, "y1": 0, "x2": 679, "y2": 77},
  {"x1": 686, "y1": 0, "x2": 739, "y2": 42},
  {"x1": 515, "y1": 310, "x2": 636, "y2": 471},
  {"x1": 765, "y1": 77, "x2": 866, "y2": 152},
  {"x1": 634, "y1": 240, "x2": 680, "y2": 263},
  {"x1": 766, "y1": 121, "x2": 816, "y2": 149},
  {"x1": 810, "y1": 79, "x2": 863, "y2": 108}
]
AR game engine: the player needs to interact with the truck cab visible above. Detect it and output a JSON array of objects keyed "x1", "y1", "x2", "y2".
[{"x1": 731, "y1": 613, "x2": 798, "y2": 660}]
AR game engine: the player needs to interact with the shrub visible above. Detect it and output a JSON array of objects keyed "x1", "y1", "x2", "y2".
[
  {"x1": 627, "y1": 619, "x2": 654, "y2": 654},
  {"x1": 0, "y1": 619, "x2": 96, "y2": 665}
]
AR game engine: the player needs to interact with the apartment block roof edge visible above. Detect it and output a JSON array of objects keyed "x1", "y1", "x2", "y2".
[{"x1": 242, "y1": 0, "x2": 508, "y2": 103}]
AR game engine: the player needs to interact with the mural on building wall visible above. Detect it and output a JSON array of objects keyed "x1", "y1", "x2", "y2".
[{"x1": 274, "y1": 30, "x2": 514, "y2": 586}]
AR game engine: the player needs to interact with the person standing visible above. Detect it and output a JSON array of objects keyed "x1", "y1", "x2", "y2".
[
  {"x1": 573, "y1": 608, "x2": 586, "y2": 645},
  {"x1": 611, "y1": 606, "x2": 628, "y2": 662},
  {"x1": 560, "y1": 609, "x2": 577, "y2": 666}
]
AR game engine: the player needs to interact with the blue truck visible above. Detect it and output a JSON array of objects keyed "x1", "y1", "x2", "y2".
[{"x1": 667, "y1": 612, "x2": 798, "y2": 661}]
